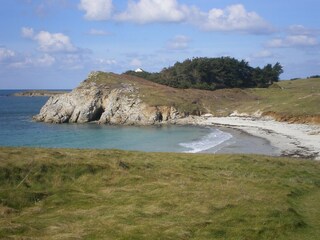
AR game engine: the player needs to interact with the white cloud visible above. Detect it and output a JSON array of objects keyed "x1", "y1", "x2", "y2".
[
  {"x1": 268, "y1": 35, "x2": 318, "y2": 48},
  {"x1": 198, "y1": 4, "x2": 272, "y2": 33},
  {"x1": 79, "y1": 1, "x2": 272, "y2": 34},
  {"x1": 8, "y1": 54, "x2": 55, "y2": 68},
  {"x1": 167, "y1": 35, "x2": 190, "y2": 50},
  {"x1": 79, "y1": 0, "x2": 113, "y2": 20},
  {"x1": 8, "y1": 58, "x2": 33, "y2": 68},
  {"x1": 0, "y1": 47, "x2": 15, "y2": 61},
  {"x1": 88, "y1": 29, "x2": 110, "y2": 36},
  {"x1": 22, "y1": 27, "x2": 77, "y2": 52},
  {"x1": 115, "y1": 0, "x2": 186, "y2": 23},
  {"x1": 288, "y1": 25, "x2": 320, "y2": 36},
  {"x1": 96, "y1": 58, "x2": 117, "y2": 65},
  {"x1": 267, "y1": 25, "x2": 319, "y2": 48},
  {"x1": 59, "y1": 54, "x2": 85, "y2": 70},
  {"x1": 21, "y1": 27, "x2": 34, "y2": 38},
  {"x1": 35, "y1": 31, "x2": 76, "y2": 52},
  {"x1": 36, "y1": 54, "x2": 55, "y2": 66},
  {"x1": 114, "y1": 2, "x2": 271, "y2": 33},
  {"x1": 251, "y1": 50, "x2": 273, "y2": 59}
]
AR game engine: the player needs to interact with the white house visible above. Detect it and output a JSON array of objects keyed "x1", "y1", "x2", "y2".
[{"x1": 135, "y1": 68, "x2": 144, "y2": 73}]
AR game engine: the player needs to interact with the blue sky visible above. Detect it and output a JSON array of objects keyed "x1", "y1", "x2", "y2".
[{"x1": 0, "y1": 0, "x2": 319, "y2": 89}]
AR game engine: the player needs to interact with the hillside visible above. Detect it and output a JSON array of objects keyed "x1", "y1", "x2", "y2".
[
  {"x1": 34, "y1": 72, "x2": 320, "y2": 124},
  {"x1": 1, "y1": 147, "x2": 320, "y2": 239},
  {"x1": 98, "y1": 73, "x2": 320, "y2": 123}
]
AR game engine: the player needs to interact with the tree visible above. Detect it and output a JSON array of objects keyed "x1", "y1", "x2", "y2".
[{"x1": 124, "y1": 57, "x2": 284, "y2": 90}]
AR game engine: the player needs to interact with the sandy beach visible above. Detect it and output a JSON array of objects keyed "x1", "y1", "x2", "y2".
[
  {"x1": 176, "y1": 115, "x2": 320, "y2": 160},
  {"x1": 200, "y1": 116, "x2": 320, "y2": 160},
  {"x1": 205, "y1": 126, "x2": 280, "y2": 156}
]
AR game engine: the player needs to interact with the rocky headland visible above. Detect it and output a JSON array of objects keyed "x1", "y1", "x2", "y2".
[
  {"x1": 33, "y1": 72, "x2": 181, "y2": 125},
  {"x1": 34, "y1": 71, "x2": 320, "y2": 125}
]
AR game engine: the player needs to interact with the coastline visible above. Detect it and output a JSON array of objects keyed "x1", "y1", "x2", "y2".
[
  {"x1": 204, "y1": 126, "x2": 281, "y2": 156},
  {"x1": 11, "y1": 90, "x2": 69, "y2": 97},
  {"x1": 180, "y1": 115, "x2": 320, "y2": 160}
]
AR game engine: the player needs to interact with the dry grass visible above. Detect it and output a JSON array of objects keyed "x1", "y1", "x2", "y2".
[{"x1": 1, "y1": 147, "x2": 320, "y2": 239}]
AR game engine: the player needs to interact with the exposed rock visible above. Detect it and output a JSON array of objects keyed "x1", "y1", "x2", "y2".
[{"x1": 33, "y1": 72, "x2": 181, "y2": 125}]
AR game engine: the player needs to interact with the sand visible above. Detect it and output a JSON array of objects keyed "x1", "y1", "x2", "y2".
[
  {"x1": 205, "y1": 126, "x2": 280, "y2": 156},
  {"x1": 200, "y1": 116, "x2": 320, "y2": 160},
  {"x1": 176, "y1": 115, "x2": 320, "y2": 160}
]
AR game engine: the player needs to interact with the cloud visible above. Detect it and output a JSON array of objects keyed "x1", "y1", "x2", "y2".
[
  {"x1": 96, "y1": 58, "x2": 117, "y2": 65},
  {"x1": 23, "y1": 0, "x2": 70, "y2": 17},
  {"x1": 37, "y1": 54, "x2": 56, "y2": 66},
  {"x1": 22, "y1": 27, "x2": 77, "y2": 52},
  {"x1": 21, "y1": 27, "x2": 34, "y2": 38},
  {"x1": 8, "y1": 54, "x2": 56, "y2": 68},
  {"x1": 267, "y1": 25, "x2": 319, "y2": 48},
  {"x1": 93, "y1": 58, "x2": 118, "y2": 67},
  {"x1": 79, "y1": 0, "x2": 113, "y2": 20},
  {"x1": 35, "y1": 31, "x2": 77, "y2": 52},
  {"x1": 0, "y1": 47, "x2": 16, "y2": 62},
  {"x1": 251, "y1": 50, "x2": 273, "y2": 59},
  {"x1": 197, "y1": 4, "x2": 273, "y2": 33},
  {"x1": 115, "y1": 0, "x2": 186, "y2": 23},
  {"x1": 167, "y1": 35, "x2": 190, "y2": 50},
  {"x1": 88, "y1": 29, "x2": 110, "y2": 36},
  {"x1": 288, "y1": 25, "x2": 320, "y2": 36},
  {"x1": 58, "y1": 54, "x2": 85, "y2": 70},
  {"x1": 78, "y1": 1, "x2": 272, "y2": 34},
  {"x1": 268, "y1": 35, "x2": 318, "y2": 48}
]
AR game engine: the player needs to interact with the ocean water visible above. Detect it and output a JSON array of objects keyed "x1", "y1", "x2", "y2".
[{"x1": 0, "y1": 90, "x2": 233, "y2": 153}]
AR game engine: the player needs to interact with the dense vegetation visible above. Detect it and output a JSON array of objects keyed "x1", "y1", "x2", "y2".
[
  {"x1": 125, "y1": 57, "x2": 283, "y2": 90},
  {"x1": 1, "y1": 147, "x2": 320, "y2": 239}
]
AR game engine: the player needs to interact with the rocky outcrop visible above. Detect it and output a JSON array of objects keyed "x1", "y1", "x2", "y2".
[{"x1": 33, "y1": 72, "x2": 181, "y2": 125}]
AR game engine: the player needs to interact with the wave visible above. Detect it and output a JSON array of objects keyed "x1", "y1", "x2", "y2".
[{"x1": 179, "y1": 128, "x2": 232, "y2": 153}]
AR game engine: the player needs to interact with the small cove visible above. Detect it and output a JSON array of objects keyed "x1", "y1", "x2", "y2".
[{"x1": 0, "y1": 90, "x2": 278, "y2": 154}]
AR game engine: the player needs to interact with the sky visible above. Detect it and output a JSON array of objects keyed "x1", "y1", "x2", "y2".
[{"x1": 0, "y1": 0, "x2": 319, "y2": 89}]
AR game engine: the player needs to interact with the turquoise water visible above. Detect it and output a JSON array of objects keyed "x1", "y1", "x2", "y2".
[{"x1": 0, "y1": 90, "x2": 232, "y2": 152}]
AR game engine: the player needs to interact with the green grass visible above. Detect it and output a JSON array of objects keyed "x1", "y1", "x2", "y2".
[
  {"x1": 246, "y1": 78, "x2": 320, "y2": 115},
  {"x1": 1, "y1": 147, "x2": 320, "y2": 239}
]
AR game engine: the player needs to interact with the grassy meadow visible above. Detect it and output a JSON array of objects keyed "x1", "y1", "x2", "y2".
[{"x1": 1, "y1": 147, "x2": 320, "y2": 239}]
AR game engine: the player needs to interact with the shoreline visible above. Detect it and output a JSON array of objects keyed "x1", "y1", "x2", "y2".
[
  {"x1": 180, "y1": 115, "x2": 320, "y2": 160},
  {"x1": 205, "y1": 126, "x2": 281, "y2": 156},
  {"x1": 11, "y1": 90, "x2": 69, "y2": 97}
]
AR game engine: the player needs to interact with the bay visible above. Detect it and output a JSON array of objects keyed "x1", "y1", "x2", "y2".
[{"x1": 0, "y1": 90, "x2": 231, "y2": 152}]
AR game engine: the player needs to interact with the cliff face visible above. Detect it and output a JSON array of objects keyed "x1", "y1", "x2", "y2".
[{"x1": 33, "y1": 72, "x2": 180, "y2": 125}]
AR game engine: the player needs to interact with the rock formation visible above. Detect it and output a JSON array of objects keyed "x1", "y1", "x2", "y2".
[{"x1": 33, "y1": 71, "x2": 181, "y2": 125}]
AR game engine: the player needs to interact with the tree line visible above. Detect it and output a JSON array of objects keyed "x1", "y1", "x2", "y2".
[{"x1": 125, "y1": 57, "x2": 283, "y2": 90}]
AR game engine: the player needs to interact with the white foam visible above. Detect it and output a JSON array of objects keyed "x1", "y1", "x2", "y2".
[{"x1": 179, "y1": 128, "x2": 232, "y2": 153}]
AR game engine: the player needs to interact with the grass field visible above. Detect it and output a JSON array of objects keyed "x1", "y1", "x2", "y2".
[{"x1": 1, "y1": 147, "x2": 320, "y2": 239}]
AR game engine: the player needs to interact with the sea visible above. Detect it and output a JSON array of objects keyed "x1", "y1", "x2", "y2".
[{"x1": 0, "y1": 90, "x2": 233, "y2": 153}]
